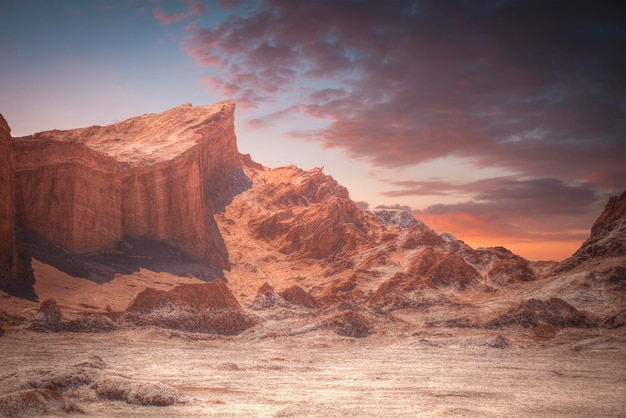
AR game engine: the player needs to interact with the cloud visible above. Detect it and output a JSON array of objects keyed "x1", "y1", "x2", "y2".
[
  {"x1": 180, "y1": 0, "x2": 624, "y2": 260},
  {"x1": 375, "y1": 203, "x2": 413, "y2": 212},
  {"x1": 408, "y1": 177, "x2": 602, "y2": 259},
  {"x1": 153, "y1": 2, "x2": 207, "y2": 25},
  {"x1": 182, "y1": 0, "x2": 625, "y2": 195}
]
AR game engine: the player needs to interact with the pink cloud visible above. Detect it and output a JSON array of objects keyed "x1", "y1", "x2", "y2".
[
  {"x1": 180, "y1": 1, "x2": 624, "y2": 194},
  {"x1": 153, "y1": 2, "x2": 207, "y2": 25},
  {"x1": 180, "y1": 0, "x2": 624, "y2": 258}
]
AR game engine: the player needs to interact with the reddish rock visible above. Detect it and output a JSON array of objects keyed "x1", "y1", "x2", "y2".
[
  {"x1": 401, "y1": 222, "x2": 445, "y2": 249},
  {"x1": 251, "y1": 166, "x2": 370, "y2": 260},
  {"x1": 322, "y1": 309, "x2": 372, "y2": 338},
  {"x1": 487, "y1": 258, "x2": 536, "y2": 286},
  {"x1": 487, "y1": 298, "x2": 594, "y2": 329},
  {"x1": 124, "y1": 281, "x2": 257, "y2": 334},
  {"x1": 407, "y1": 248, "x2": 441, "y2": 277},
  {"x1": 558, "y1": 190, "x2": 626, "y2": 271},
  {"x1": 427, "y1": 254, "x2": 483, "y2": 290},
  {"x1": 0, "y1": 114, "x2": 19, "y2": 286},
  {"x1": 249, "y1": 282, "x2": 281, "y2": 309},
  {"x1": 278, "y1": 285, "x2": 319, "y2": 309},
  {"x1": 367, "y1": 273, "x2": 414, "y2": 310},
  {"x1": 12, "y1": 102, "x2": 242, "y2": 267}
]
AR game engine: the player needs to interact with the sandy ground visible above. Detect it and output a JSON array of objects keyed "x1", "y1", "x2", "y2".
[{"x1": 1, "y1": 326, "x2": 625, "y2": 417}]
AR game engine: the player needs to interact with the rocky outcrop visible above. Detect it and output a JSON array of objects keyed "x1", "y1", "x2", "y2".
[
  {"x1": 0, "y1": 389, "x2": 84, "y2": 416},
  {"x1": 122, "y1": 281, "x2": 257, "y2": 334},
  {"x1": 0, "y1": 356, "x2": 183, "y2": 414},
  {"x1": 26, "y1": 298, "x2": 117, "y2": 332},
  {"x1": 278, "y1": 285, "x2": 319, "y2": 309},
  {"x1": 249, "y1": 282, "x2": 282, "y2": 310},
  {"x1": 12, "y1": 102, "x2": 243, "y2": 267},
  {"x1": 427, "y1": 253, "x2": 483, "y2": 290},
  {"x1": 485, "y1": 298, "x2": 595, "y2": 329},
  {"x1": 0, "y1": 114, "x2": 19, "y2": 287},
  {"x1": 249, "y1": 166, "x2": 370, "y2": 260},
  {"x1": 558, "y1": 190, "x2": 626, "y2": 272},
  {"x1": 321, "y1": 309, "x2": 372, "y2": 337}
]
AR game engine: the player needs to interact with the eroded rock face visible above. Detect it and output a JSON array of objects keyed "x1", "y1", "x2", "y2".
[
  {"x1": 12, "y1": 102, "x2": 243, "y2": 267},
  {"x1": 248, "y1": 166, "x2": 370, "y2": 260},
  {"x1": 558, "y1": 190, "x2": 626, "y2": 272},
  {"x1": 0, "y1": 114, "x2": 18, "y2": 285}
]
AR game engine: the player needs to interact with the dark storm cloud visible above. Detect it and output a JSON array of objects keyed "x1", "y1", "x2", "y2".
[{"x1": 183, "y1": 0, "x2": 625, "y2": 193}]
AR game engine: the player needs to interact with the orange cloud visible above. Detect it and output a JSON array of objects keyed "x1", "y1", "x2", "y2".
[{"x1": 416, "y1": 211, "x2": 587, "y2": 261}]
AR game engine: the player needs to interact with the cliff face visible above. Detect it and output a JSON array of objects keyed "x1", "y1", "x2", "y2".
[
  {"x1": 12, "y1": 102, "x2": 241, "y2": 268},
  {"x1": 557, "y1": 190, "x2": 626, "y2": 272},
  {"x1": 0, "y1": 114, "x2": 18, "y2": 284}
]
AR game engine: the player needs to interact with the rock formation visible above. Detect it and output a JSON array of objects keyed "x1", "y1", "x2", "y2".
[
  {"x1": 12, "y1": 102, "x2": 244, "y2": 268},
  {"x1": 485, "y1": 298, "x2": 595, "y2": 329},
  {"x1": 2, "y1": 102, "x2": 623, "y2": 339},
  {"x1": 247, "y1": 165, "x2": 370, "y2": 260},
  {"x1": 122, "y1": 281, "x2": 257, "y2": 334},
  {"x1": 0, "y1": 114, "x2": 18, "y2": 286},
  {"x1": 558, "y1": 190, "x2": 626, "y2": 272}
]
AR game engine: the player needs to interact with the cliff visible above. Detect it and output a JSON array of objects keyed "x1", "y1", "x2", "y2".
[
  {"x1": 12, "y1": 102, "x2": 242, "y2": 268},
  {"x1": 0, "y1": 114, "x2": 18, "y2": 285},
  {"x1": 558, "y1": 190, "x2": 626, "y2": 272}
]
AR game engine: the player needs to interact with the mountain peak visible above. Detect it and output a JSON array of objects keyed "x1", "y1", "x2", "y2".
[{"x1": 16, "y1": 101, "x2": 236, "y2": 167}]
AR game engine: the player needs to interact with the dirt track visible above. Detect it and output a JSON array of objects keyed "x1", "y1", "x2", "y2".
[{"x1": 2, "y1": 327, "x2": 625, "y2": 417}]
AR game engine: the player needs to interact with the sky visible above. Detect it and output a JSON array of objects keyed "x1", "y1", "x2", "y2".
[{"x1": 1, "y1": 0, "x2": 625, "y2": 261}]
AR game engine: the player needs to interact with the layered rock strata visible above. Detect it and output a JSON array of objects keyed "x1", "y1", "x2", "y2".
[
  {"x1": 12, "y1": 102, "x2": 241, "y2": 267},
  {"x1": 0, "y1": 114, "x2": 18, "y2": 285}
]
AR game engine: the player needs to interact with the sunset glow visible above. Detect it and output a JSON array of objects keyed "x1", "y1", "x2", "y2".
[{"x1": 1, "y1": 0, "x2": 624, "y2": 261}]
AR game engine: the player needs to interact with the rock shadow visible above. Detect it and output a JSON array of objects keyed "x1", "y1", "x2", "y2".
[
  {"x1": 16, "y1": 228, "x2": 226, "y2": 286},
  {"x1": 7, "y1": 164, "x2": 254, "y2": 297}
]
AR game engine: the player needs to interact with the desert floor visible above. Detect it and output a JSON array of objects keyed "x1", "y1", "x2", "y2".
[{"x1": 2, "y1": 326, "x2": 625, "y2": 417}]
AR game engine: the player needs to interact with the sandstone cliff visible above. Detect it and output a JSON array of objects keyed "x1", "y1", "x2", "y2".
[
  {"x1": 12, "y1": 102, "x2": 243, "y2": 268},
  {"x1": 0, "y1": 114, "x2": 18, "y2": 285}
]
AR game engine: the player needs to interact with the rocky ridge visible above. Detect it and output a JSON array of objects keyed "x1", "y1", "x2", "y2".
[
  {"x1": 0, "y1": 102, "x2": 624, "y2": 340},
  {"x1": 558, "y1": 190, "x2": 626, "y2": 272}
]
